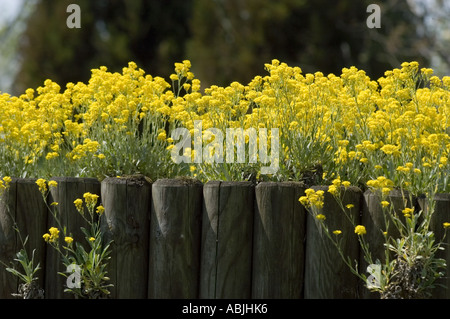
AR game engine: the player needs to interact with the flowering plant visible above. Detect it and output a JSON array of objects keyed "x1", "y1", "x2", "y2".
[
  {"x1": 299, "y1": 176, "x2": 448, "y2": 299},
  {"x1": 38, "y1": 179, "x2": 112, "y2": 298},
  {"x1": 0, "y1": 177, "x2": 44, "y2": 298}
]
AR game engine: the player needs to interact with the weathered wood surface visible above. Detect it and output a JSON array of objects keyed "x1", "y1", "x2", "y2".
[
  {"x1": 200, "y1": 181, "x2": 254, "y2": 299},
  {"x1": 304, "y1": 185, "x2": 362, "y2": 299},
  {"x1": 2, "y1": 176, "x2": 450, "y2": 300},
  {"x1": 0, "y1": 179, "x2": 17, "y2": 298},
  {"x1": 101, "y1": 175, "x2": 152, "y2": 299},
  {"x1": 0, "y1": 178, "x2": 48, "y2": 299},
  {"x1": 148, "y1": 178, "x2": 203, "y2": 299},
  {"x1": 46, "y1": 177, "x2": 100, "y2": 299},
  {"x1": 252, "y1": 181, "x2": 306, "y2": 299},
  {"x1": 419, "y1": 193, "x2": 450, "y2": 299},
  {"x1": 15, "y1": 179, "x2": 48, "y2": 297},
  {"x1": 360, "y1": 189, "x2": 415, "y2": 299}
]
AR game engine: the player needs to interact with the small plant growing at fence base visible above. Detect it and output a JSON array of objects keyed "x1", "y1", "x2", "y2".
[
  {"x1": 299, "y1": 176, "x2": 448, "y2": 299},
  {"x1": 0, "y1": 176, "x2": 44, "y2": 299},
  {"x1": 37, "y1": 179, "x2": 113, "y2": 298}
]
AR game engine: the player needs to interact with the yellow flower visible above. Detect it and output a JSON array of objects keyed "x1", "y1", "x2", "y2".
[
  {"x1": 333, "y1": 230, "x2": 342, "y2": 235},
  {"x1": 74, "y1": 198, "x2": 83, "y2": 211},
  {"x1": 316, "y1": 214, "x2": 326, "y2": 221},
  {"x1": 157, "y1": 130, "x2": 167, "y2": 141},
  {"x1": 342, "y1": 181, "x2": 351, "y2": 188},
  {"x1": 402, "y1": 207, "x2": 414, "y2": 218},
  {"x1": 48, "y1": 180, "x2": 58, "y2": 188},
  {"x1": 2, "y1": 176, "x2": 11, "y2": 185},
  {"x1": 443, "y1": 222, "x2": 450, "y2": 229},
  {"x1": 36, "y1": 178, "x2": 47, "y2": 193},
  {"x1": 327, "y1": 185, "x2": 339, "y2": 196},
  {"x1": 49, "y1": 227, "x2": 59, "y2": 237},
  {"x1": 89, "y1": 237, "x2": 95, "y2": 242},
  {"x1": 299, "y1": 196, "x2": 309, "y2": 207},
  {"x1": 346, "y1": 204, "x2": 354, "y2": 209},
  {"x1": 65, "y1": 236, "x2": 74, "y2": 245},
  {"x1": 354, "y1": 225, "x2": 366, "y2": 235},
  {"x1": 96, "y1": 205, "x2": 105, "y2": 215},
  {"x1": 43, "y1": 227, "x2": 60, "y2": 243},
  {"x1": 83, "y1": 192, "x2": 99, "y2": 207},
  {"x1": 381, "y1": 201, "x2": 390, "y2": 208}
]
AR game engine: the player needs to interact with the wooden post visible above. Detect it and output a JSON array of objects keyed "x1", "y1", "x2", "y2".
[
  {"x1": 360, "y1": 189, "x2": 415, "y2": 299},
  {"x1": 46, "y1": 177, "x2": 101, "y2": 299},
  {"x1": 15, "y1": 179, "x2": 48, "y2": 297},
  {"x1": 252, "y1": 181, "x2": 306, "y2": 299},
  {"x1": 0, "y1": 178, "x2": 17, "y2": 298},
  {"x1": 304, "y1": 185, "x2": 362, "y2": 299},
  {"x1": 101, "y1": 175, "x2": 152, "y2": 299},
  {"x1": 148, "y1": 178, "x2": 203, "y2": 299},
  {"x1": 0, "y1": 178, "x2": 48, "y2": 299},
  {"x1": 199, "y1": 181, "x2": 254, "y2": 299},
  {"x1": 419, "y1": 193, "x2": 450, "y2": 299}
]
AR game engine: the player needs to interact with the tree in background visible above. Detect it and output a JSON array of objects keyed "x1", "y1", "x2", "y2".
[
  {"x1": 7, "y1": 0, "x2": 449, "y2": 95},
  {"x1": 187, "y1": 0, "x2": 431, "y2": 86},
  {"x1": 12, "y1": 0, "x2": 192, "y2": 95}
]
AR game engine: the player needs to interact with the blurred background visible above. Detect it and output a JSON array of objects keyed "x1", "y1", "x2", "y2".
[{"x1": 1, "y1": 0, "x2": 450, "y2": 96}]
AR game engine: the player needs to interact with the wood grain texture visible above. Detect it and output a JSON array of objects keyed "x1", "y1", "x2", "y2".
[
  {"x1": 420, "y1": 193, "x2": 450, "y2": 299},
  {"x1": 0, "y1": 179, "x2": 17, "y2": 298},
  {"x1": 46, "y1": 177, "x2": 101, "y2": 299},
  {"x1": 304, "y1": 185, "x2": 362, "y2": 299},
  {"x1": 0, "y1": 178, "x2": 48, "y2": 298},
  {"x1": 252, "y1": 181, "x2": 306, "y2": 299},
  {"x1": 360, "y1": 189, "x2": 415, "y2": 299},
  {"x1": 200, "y1": 181, "x2": 254, "y2": 299},
  {"x1": 101, "y1": 175, "x2": 152, "y2": 299},
  {"x1": 15, "y1": 179, "x2": 48, "y2": 297},
  {"x1": 148, "y1": 178, "x2": 203, "y2": 299}
]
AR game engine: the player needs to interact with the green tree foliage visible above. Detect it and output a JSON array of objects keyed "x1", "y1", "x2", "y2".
[
  {"x1": 12, "y1": 0, "x2": 435, "y2": 94},
  {"x1": 14, "y1": 0, "x2": 192, "y2": 95},
  {"x1": 187, "y1": 0, "x2": 430, "y2": 86}
]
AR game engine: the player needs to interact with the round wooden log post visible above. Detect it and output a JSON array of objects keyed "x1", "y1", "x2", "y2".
[
  {"x1": 46, "y1": 177, "x2": 101, "y2": 299},
  {"x1": 419, "y1": 193, "x2": 450, "y2": 299},
  {"x1": 0, "y1": 178, "x2": 17, "y2": 298},
  {"x1": 304, "y1": 185, "x2": 362, "y2": 299},
  {"x1": 148, "y1": 178, "x2": 203, "y2": 299},
  {"x1": 0, "y1": 178, "x2": 48, "y2": 299},
  {"x1": 252, "y1": 181, "x2": 306, "y2": 299},
  {"x1": 101, "y1": 175, "x2": 152, "y2": 299},
  {"x1": 200, "y1": 181, "x2": 255, "y2": 299},
  {"x1": 361, "y1": 188, "x2": 415, "y2": 299}
]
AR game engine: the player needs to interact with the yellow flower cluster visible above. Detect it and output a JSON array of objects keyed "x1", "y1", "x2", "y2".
[
  {"x1": 366, "y1": 176, "x2": 395, "y2": 195},
  {"x1": 36, "y1": 178, "x2": 57, "y2": 195},
  {"x1": 299, "y1": 188, "x2": 325, "y2": 209},
  {"x1": 0, "y1": 176, "x2": 11, "y2": 195},
  {"x1": 0, "y1": 60, "x2": 448, "y2": 193},
  {"x1": 354, "y1": 225, "x2": 367, "y2": 236},
  {"x1": 43, "y1": 226, "x2": 60, "y2": 243}
]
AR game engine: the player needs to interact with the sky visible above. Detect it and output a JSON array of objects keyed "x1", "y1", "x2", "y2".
[
  {"x1": 0, "y1": 0, "x2": 23, "y2": 24},
  {"x1": 0, "y1": 0, "x2": 27, "y2": 93}
]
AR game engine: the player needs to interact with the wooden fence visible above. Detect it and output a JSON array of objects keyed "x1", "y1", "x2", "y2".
[{"x1": 0, "y1": 176, "x2": 449, "y2": 299}]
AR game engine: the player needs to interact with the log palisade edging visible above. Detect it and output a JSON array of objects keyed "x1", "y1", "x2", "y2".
[{"x1": 0, "y1": 177, "x2": 449, "y2": 299}]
